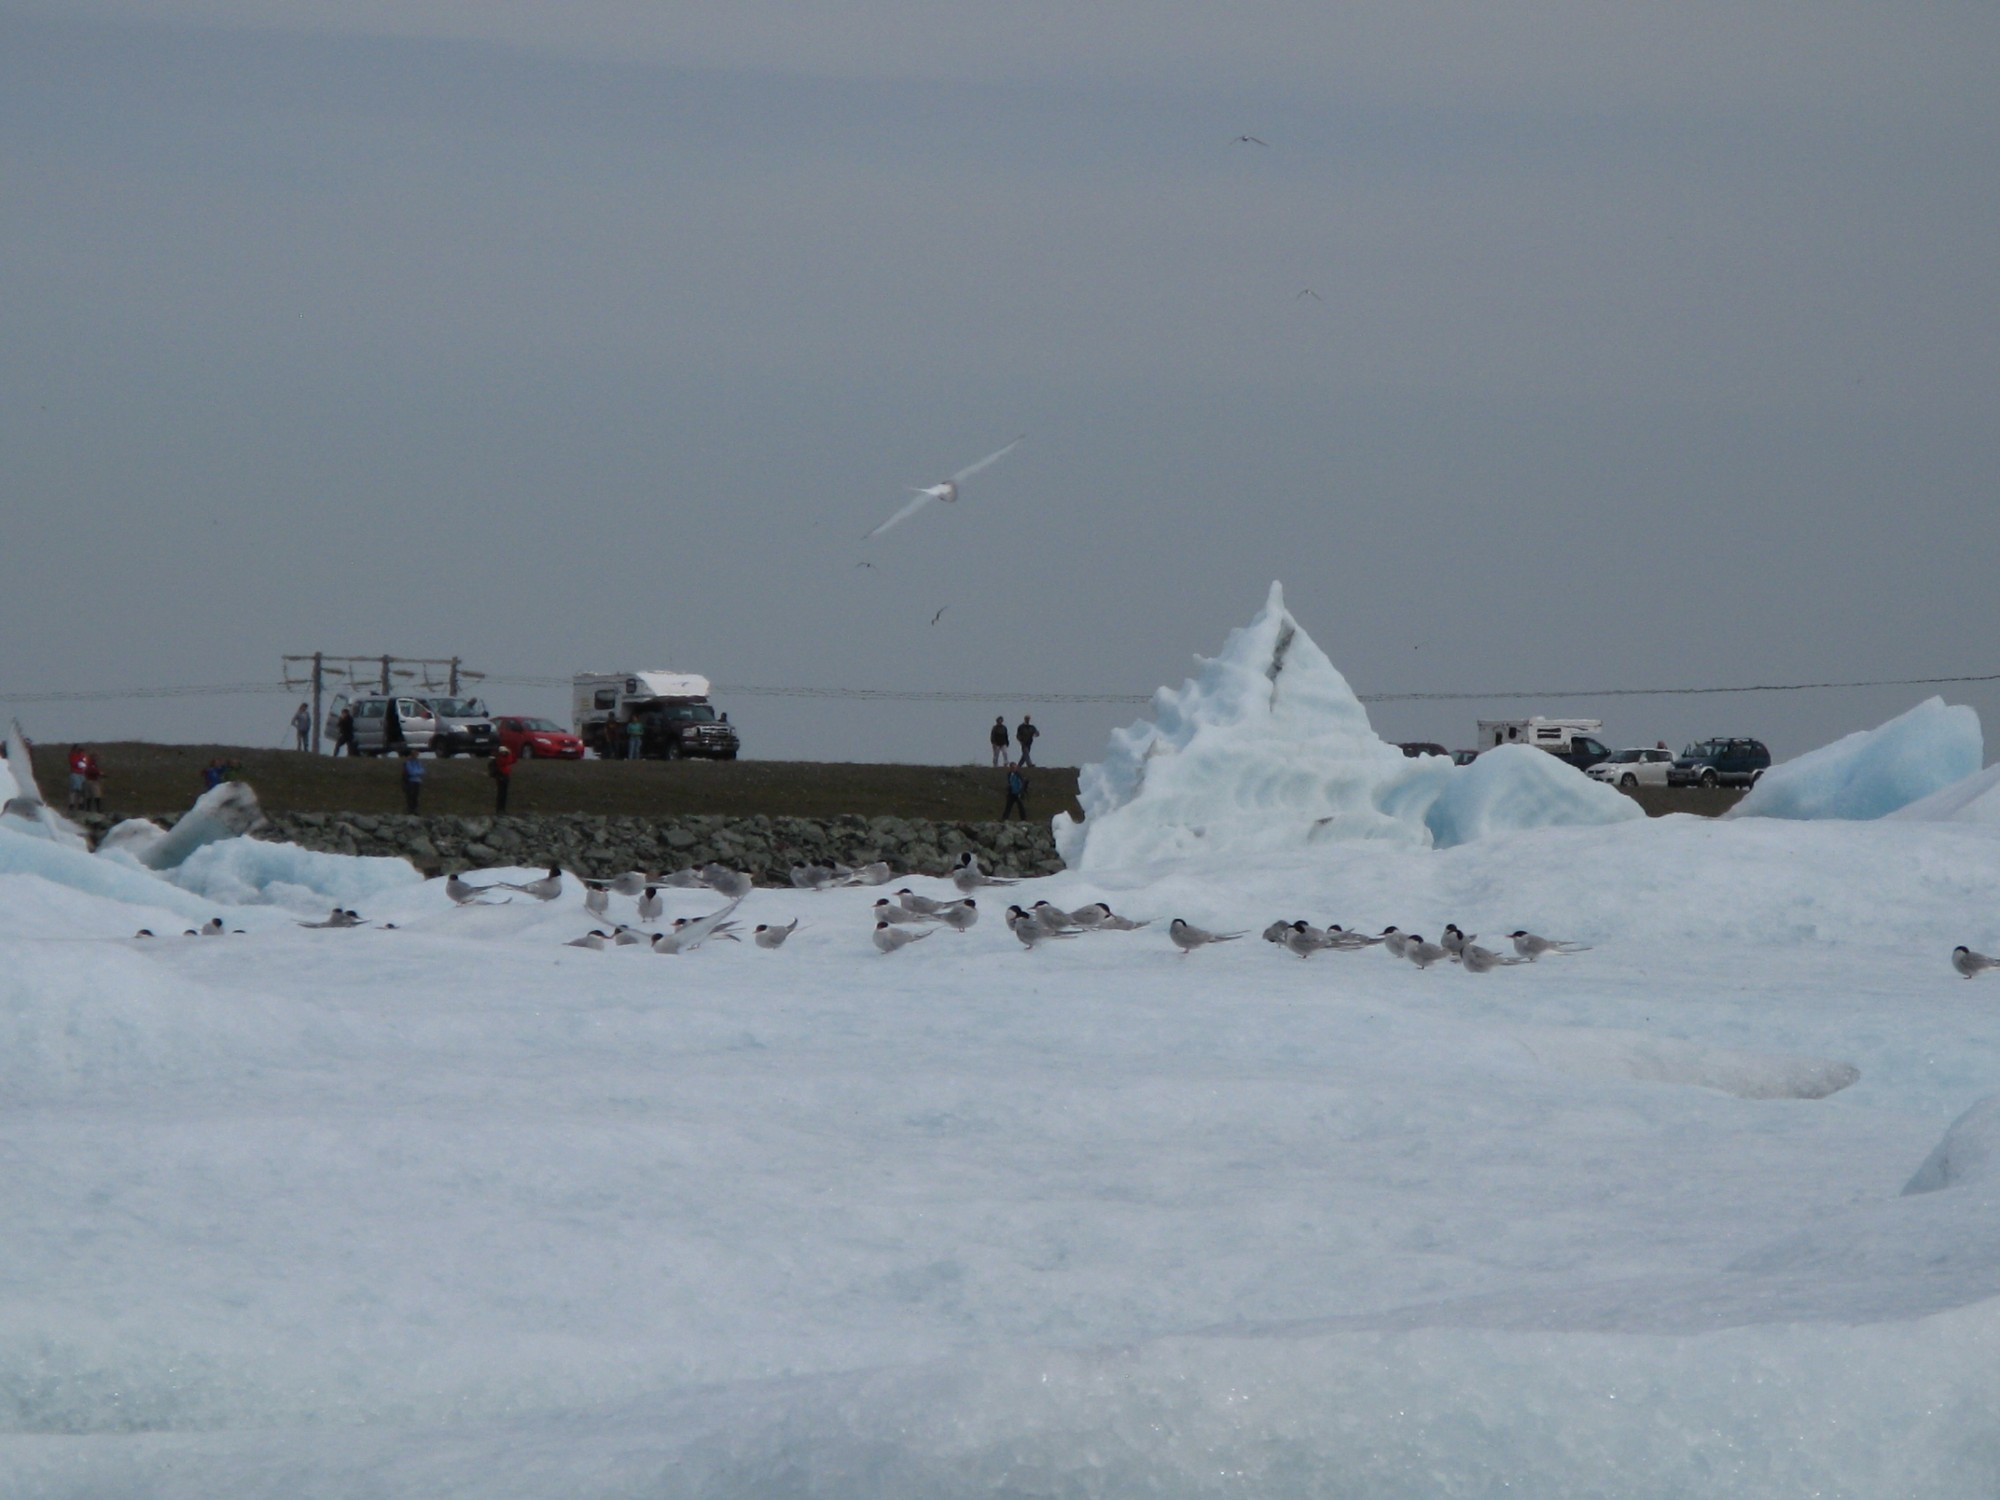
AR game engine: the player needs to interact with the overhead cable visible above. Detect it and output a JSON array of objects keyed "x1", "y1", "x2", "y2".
[{"x1": 7, "y1": 668, "x2": 2000, "y2": 710}]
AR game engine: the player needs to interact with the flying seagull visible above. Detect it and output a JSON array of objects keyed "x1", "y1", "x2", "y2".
[
  {"x1": 1231, "y1": 135, "x2": 1268, "y2": 146},
  {"x1": 864, "y1": 436, "x2": 1023, "y2": 541},
  {"x1": 1296, "y1": 288, "x2": 1323, "y2": 301},
  {"x1": 930, "y1": 606, "x2": 948, "y2": 626}
]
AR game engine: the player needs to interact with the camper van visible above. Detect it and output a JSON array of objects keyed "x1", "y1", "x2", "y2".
[
  {"x1": 1475, "y1": 717, "x2": 1612, "y2": 772},
  {"x1": 572, "y1": 671, "x2": 741, "y2": 760}
]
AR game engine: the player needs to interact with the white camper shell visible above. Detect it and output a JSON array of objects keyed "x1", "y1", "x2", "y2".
[{"x1": 1476, "y1": 717, "x2": 1605, "y2": 754}]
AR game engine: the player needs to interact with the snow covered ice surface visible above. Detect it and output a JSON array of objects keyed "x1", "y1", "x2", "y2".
[
  {"x1": 1731, "y1": 696, "x2": 1983, "y2": 822},
  {"x1": 7, "y1": 605, "x2": 2000, "y2": 1495}
]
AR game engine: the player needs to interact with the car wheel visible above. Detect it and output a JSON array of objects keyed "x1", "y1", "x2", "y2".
[
  {"x1": 1619, "y1": 773, "x2": 1637, "y2": 789},
  {"x1": 519, "y1": 744, "x2": 535, "y2": 760},
  {"x1": 438, "y1": 746, "x2": 457, "y2": 758},
  {"x1": 1700, "y1": 769, "x2": 1718, "y2": 789},
  {"x1": 722, "y1": 750, "x2": 738, "y2": 761}
]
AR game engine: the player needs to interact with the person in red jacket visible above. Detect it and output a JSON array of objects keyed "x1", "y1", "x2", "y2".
[
  {"x1": 67, "y1": 746, "x2": 89, "y2": 811},
  {"x1": 81, "y1": 748, "x2": 104, "y2": 813},
  {"x1": 490, "y1": 743, "x2": 517, "y2": 813}
]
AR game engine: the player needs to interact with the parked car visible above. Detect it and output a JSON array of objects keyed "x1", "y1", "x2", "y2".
[
  {"x1": 1451, "y1": 749, "x2": 1481, "y2": 767},
  {"x1": 495, "y1": 716, "x2": 586, "y2": 760},
  {"x1": 422, "y1": 696, "x2": 498, "y2": 758},
  {"x1": 1587, "y1": 747, "x2": 1676, "y2": 789},
  {"x1": 346, "y1": 695, "x2": 439, "y2": 756},
  {"x1": 1397, "y1": 742, "x2": 1450, "y2": 759},
  {"x1": 1668, "y1": 738, "x2": 1772, "y2": 788}
]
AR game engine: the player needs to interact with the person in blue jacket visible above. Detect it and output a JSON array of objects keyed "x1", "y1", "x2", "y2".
[
  {"x1": 400, "y1": 748, "x2": 425, "y2": 813},
  {"x1": 1001, "y1": 765, "x2": 1029, "y2": 820}
]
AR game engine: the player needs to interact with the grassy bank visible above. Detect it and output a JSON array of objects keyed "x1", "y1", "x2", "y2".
[
  {"x1": 23, "y1": 743, "x2": 1741, "y2": 824},
  {"x1": 28, "y1": 743, "x2": 1085, "y2": 823}
]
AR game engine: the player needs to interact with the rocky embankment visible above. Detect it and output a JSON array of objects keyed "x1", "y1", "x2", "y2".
[{"x1": 233, "y1": 812, "x2": 1064, "y2": 882}]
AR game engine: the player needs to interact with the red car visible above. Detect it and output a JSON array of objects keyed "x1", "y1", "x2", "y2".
[{"x1": 494, "y1": 716, "x2": 586, "y2": 760}]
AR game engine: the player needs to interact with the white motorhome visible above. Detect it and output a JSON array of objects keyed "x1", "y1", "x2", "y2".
[
  {"x1": 1475, "y1": 716, "x2": 1612, "y2": 769},
  {"x1": 572, "y1": 671, "x2": 740, "y2": 760}
]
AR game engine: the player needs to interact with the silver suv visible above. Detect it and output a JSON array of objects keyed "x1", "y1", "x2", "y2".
[
  {"x1": 422, "y1": 696, "x2": 498, "y2": 758},
  {"x1": 344, "y1": 695, "x2": 440, "y2": 756}
]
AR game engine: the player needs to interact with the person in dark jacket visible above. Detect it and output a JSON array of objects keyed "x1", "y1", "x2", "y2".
[
  {"x1": 333, "y1": 706, "x2": 356, "y2": 756},
  {"x1": 490, "y1": 743, "x2": 516, "y2": 813},
  {"x1": 1014, "y1": 715, "x2": 1039, "y2": 767},
  {"x1": 988, "y1": 716, "x2": 1010, "y2": 767},
  {"x1": 1001, "y1": 765, "x2": 1029, "y2": 820},
  {"x1": 400, "y1": 748, "x2": 424, "y2": 813}
]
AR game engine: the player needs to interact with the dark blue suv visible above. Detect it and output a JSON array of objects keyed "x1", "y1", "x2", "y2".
[{"x1": 1668, "y1": 738, "x2": 1772, "y2": 789}]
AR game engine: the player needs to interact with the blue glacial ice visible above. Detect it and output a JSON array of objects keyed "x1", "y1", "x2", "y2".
[
  {"x1": 1729, "y1": 696, "x2": 1982, "y2": 821},
  {"x1": 166, "y1": 836, "x2": 421, "y2": 909},
  {"x1": 1054, "y1": 582, "x2": 1639, "y2": 872}
]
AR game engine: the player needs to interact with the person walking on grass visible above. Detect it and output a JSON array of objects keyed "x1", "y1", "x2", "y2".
[
  {"x1": 1002, "y1": 764, "x2": 1029, "y2": 821},
  {"x1": 1015, "y1": 715, "x2": 1039, "y2": 768},
  {"x1": 400, "y1": 747, "x2": 425, "y2": 813},
  {"x1": 989, "y1": 716, "x2": 1011, "y2": 767},
  {"x1": 490, "y1": 742, "x2": 516, "y2": 813},
  {"x1": 291, "y1": 703, "x2": 312, "y2": 752}
]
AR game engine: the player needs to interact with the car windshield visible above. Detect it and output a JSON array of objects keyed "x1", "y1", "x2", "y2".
[
  {"x1": 1606, "y1": 749, "x2": 1643, "y2": 763},
  {"x1": 663, "y1": 704, "x2": 718, "y2": 723},
  {"x1": 429, "y1": 698, "x2": 486, "y2": 718},
  {"x1": 1682, "y1": 742, "x2": 1719, "y2": 759},
  {"x1": 521, "y1": 719, "x2": 565, "y2": 733}
]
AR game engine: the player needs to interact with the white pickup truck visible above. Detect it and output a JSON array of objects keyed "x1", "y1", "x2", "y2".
[{"x1": 572, "y1": 672, "x2": 741, "y2": 760}]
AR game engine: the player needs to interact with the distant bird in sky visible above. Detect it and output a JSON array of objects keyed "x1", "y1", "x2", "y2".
[
  {"x1": 855, "y1": 561, "x2": 876, "y2": 570},
  {"x1": 1296, "y1": 288, "x2": 1322, "y2": 301},
  {"x1": 930, "y1": 606, "x2": 948, "y2": 626},
  {"x1": 1231, "y1": 135, "x2": 1268, "y2": 146},
  {"x1": 864, "y1": 436, "x2": 1023, "y2": 540}
]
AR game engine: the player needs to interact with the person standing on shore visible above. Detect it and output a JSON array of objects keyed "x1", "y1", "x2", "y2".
[
  {"x1": 400, "y1": 748, "x2": 425, "y2": 814},
  {"x1": 333, "y1": 706, "x2": 356, "y2": 756},
  {"x1": 291, "y1": 703, "x2": 312, "y2": 752},
  {"x1": 989, "y1": 717, "x2": 1010, "y2": 767},
  {"x1": 626, "y1": 717, "x2": 645, "y2": 762},
  {"x1": 1015, "y1": 715, "x2": 1039, "y2": 768},
  {"x1": 82, "y1": 748, "x2": 104, "y2": 813},
  {"x1": 490, "y1": 742, "x2": 516, "y2": 813},
  {"x1": 1001, "y1": 764, "x2": 1029, "y2": 821},
  {"x1": 66, "y1": 745, "x2": 88, "y2": 811}
]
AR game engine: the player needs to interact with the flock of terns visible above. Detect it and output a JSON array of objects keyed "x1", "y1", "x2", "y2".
[
  {"x1": 131, "y1": 848, "x2": 1999, "y2": 976},
  {"x1": 418, "y1": 850, "x2": 1603, "y2": 967}
]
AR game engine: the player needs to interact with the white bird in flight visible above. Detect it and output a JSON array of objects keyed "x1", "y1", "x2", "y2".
[{"x1": 864, "y1": 436, "x2": 1023, "y2": 540}]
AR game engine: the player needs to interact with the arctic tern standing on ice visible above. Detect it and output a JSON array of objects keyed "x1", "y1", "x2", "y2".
[
  {"x1": 1507, "y1": 930, "x2": 1591, "y2": 960},
  {"x1": 1169, "y1": 919, "x2": 1245, "y2": 954},
  {"x1": 1952, "y1": 946, "x2": 2000, "y2": 978},
  {"x1": 864, "y1": 437, "x2": 1023, "y2": 540}
]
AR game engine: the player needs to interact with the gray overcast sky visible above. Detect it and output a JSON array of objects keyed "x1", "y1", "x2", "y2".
[{"x1": 4, "y1": 2, "x2": 1997, "y2": 766}]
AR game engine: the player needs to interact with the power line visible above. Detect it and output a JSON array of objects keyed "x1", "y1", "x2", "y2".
[
  {"x1": 7, "y1": 667, "x2": 2000, "y2": 711},
  {"x1": 1360, "y1": 670, "x2": 2000, "y2": 704},
  {"x1": 0, "y1": 682, "x2": 284, "y2": 704}
]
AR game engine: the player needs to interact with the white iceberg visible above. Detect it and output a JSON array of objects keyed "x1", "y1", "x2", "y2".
[
  {"x1": 1054, "y1": 582, "x2": 1639, "y2": 873},
  {"x1": 0, "y1": 720, "x2": 89, "y2": 849},
  {"x1": 1888, "y1": 759, "x2": 2000, "y2": 825},
  {"x1": 1729, "y1": 697, "x2": 1982, "y2": 822},
  {"x1": 167, "y1": 835, "x2": 421, "y2": 909},
  {"x1": 98, "y1": 781, "x2": 269, "y2": 870}
]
